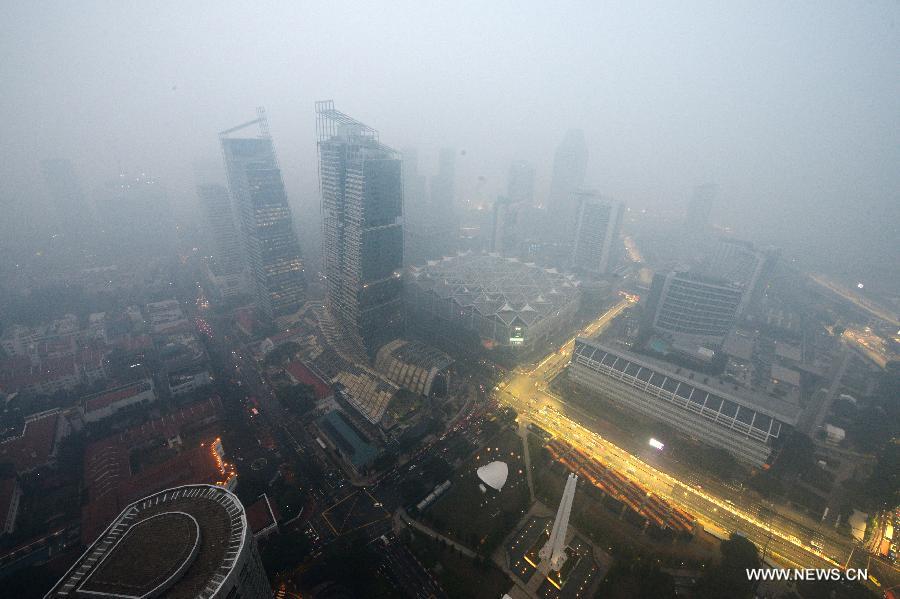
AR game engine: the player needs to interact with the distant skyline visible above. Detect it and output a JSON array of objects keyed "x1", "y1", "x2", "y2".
[{"x1": 1, "y1": 2, "x2": 898, "y2": 290}]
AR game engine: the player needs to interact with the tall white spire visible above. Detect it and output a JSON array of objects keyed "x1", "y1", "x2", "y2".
[{"x1": 539, "y1": 472, "x2": 578, "y2": 571}]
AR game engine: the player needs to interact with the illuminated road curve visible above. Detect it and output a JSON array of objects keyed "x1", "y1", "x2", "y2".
[{"x1": 496, "y1": 300, "x2": 853, "y2": 571}]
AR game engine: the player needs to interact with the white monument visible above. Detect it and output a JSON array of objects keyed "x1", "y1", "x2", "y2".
[{"x1": 539, "y1": 472, "x2": 578, "y2": 571}]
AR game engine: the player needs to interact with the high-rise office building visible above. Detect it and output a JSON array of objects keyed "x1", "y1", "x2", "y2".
[
  {"x1": 46, "y1": 484, "x2": 271, "y2": 599},
  {"x1": 547, "y1": 129, "x2": 588, "y2": 233},
  {"x1": 572, "y1": 191, "x2": 624, "y2": 275},
  {"x1": 317, "y1": 101, "x2": 404, "y2": 360},
  {"x1": 644, "y1": 271, "x2": 744, "y2": 347},
  {"x1": 685, "y1": 183, "x2": 716, "y2": 233},
  {"x1": 220, "y1": 109, "x2": 305, "y2": 318},
  {"x1": 507, "y1": 160, "x2": 535, "y2": 206},
  {"x1": 40, "y1": 158, "x2": 94, "y2": 241}
]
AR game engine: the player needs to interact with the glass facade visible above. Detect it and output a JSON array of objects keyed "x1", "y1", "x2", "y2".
[{"x1": 221, "y1": 134, "x2": 305, "y2": 317}]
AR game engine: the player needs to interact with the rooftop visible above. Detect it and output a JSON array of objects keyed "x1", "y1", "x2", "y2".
[
  {"x1": 245, "y1": 494, "x2": 279, "y2": 536},
  {"x1": 318, "y1": 410, "x2": 378, "y2": 468},
  {"x1": 574, "y1": 338, "x2": 801, "y2": 424},
  {"x1": 375, "y1": 339, "x2": 453, "y2": 396},
  {"x1": 774, "y1": 341, "x2": 803, "y2": 363},
  {"x1": 48, "y1": 485, "x2": 248, "y2": 599},
  {"x1": 81, "y1": 442, "x2": 230, "y2": 546},
  {"x1": 83, "y1": 379, "x2": 154, "y2": 413},
  {"x1": 333, "y1": 364, "x2": 399, "y2": 424},
  {"x1": 770, "y1": 363, "x2": 802, "y2": 387},
  {"x1": 407, "y1": 252, "x2": 581, "y2": 327},
  {"x1": 285, "y1": 360, "x2": 333, "y2": 400},
  {"x1": 0, "y1": 410, "x2": 62, "y2": 474}
]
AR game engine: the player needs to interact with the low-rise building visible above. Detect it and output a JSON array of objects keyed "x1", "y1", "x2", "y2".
[
  {"x1": 333, "y1": 364, "x2": 400, "y2": 425},
  {"x1": 0, "y1": 477, "x2": 22, "y2": 535},
  {"x1": 568, "y1": 338, "x2": 800, "y2": 466},
  {"x1": 317, "y1": 410, "x2": 379, "y2": 473},
  {"x1": 0, "y1": 409, "x2": 70, "y2": 474},
  {"x1": 82, "y1": 379, "x2": 157, "y2": 423},
  {"x1": 146, "y1": 299, "x2": 190, "y2": 333},
  {"x1": 375, "y1": 339, "x2": 453, "y2": 397},
  {"x1": 245, "y1": 494, "x2": 280, "y2": 539},
  {"x1": 406, "y1": 252, "x2": 581, "y2": 354}
]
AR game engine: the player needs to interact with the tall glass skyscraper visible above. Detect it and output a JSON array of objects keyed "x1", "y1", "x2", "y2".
[
  {"x1": 316, "y1": 101, "x2": 403, "y2": 360},
  {"x1": 220, "y1": 109, "x2": 305, "y2": 317}
]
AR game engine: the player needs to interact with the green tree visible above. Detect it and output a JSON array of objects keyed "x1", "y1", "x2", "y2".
[{"x1": 695, "y1": 534, "x2": 760, "y2": 599}]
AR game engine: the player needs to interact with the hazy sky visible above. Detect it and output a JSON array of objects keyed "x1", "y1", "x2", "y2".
[{"x1": 2, "y1": 2, "x2": 898, "y2": 282}]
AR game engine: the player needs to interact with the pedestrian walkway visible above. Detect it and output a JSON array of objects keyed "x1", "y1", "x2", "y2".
[
  {"x1": 396, "y1": 508, "x2": 477, "y2": 558},
  {"x1": 518, "y1": 420, "x2": 536, "y2": 502}
]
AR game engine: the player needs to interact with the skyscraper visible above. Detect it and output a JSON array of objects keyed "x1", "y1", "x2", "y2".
[
  {"x1": 317, "y1": 101, "x2": 404, "y2": 360},
  {"x1": 547, "y1": 129, "x2": 588, "y2": 233},
  {"x1": 572, "y1": 191, "x2": 624, "y2": 275},
  {"x1": 220, "y1": 109, "x2": 305, "y2": 317}
]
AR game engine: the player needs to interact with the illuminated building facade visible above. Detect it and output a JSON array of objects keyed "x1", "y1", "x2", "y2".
[
  {"x1": 317, "y1": 101, "x2": 404, "y2": 360},
  {"x1": 221, "y1": 109, "x2": 305, "y2": 317}
]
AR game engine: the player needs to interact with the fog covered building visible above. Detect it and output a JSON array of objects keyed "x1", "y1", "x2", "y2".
[
  {"x1": 406, "y1": 253, "x2": 581, "y2": 353},
  {"x1": 317, "y1": 101, "x2": 404, "y2": 360},
  {"x1": 569, "y1": 338, "x2": 800, "y2": 466},
  {"x1": 47, "y1": 484, "x2": 270, "y2": 599},
  {"x1": 699, "y1": 238, "x2": 779, "y2": 314},
  {"x1": 221, "y1": 109, "x2": 305, "y2": 317},
  {"x1": 644, "y1": 271, "x2": 744, "y2": 347},
  {"x1": 572, "y1": 192, "x2": 624, "y2": 275}
]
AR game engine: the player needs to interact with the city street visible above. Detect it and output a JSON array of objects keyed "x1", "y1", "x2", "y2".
[{"x1": 495, "y1": 300, "x2": 861, "y2": 572}]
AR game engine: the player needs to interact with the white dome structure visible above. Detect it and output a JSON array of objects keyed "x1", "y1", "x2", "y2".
[{"x1": 476, "y1": 461, "x2": 509, "y2": 491}]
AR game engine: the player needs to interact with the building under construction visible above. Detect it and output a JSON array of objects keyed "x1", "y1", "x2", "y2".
[
  {"x1": 220, "y1": 108, "x2": 306, "y2": 317},
  {"x1": 316, "y1": 101, "x2": 404, "y2": 360}
]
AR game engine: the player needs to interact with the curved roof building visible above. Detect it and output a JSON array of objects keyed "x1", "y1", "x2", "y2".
[
  {"x1": 406, "y1": 253, "x2": 581, "y2": 353},
  {"x1": 46, "y1": 484, "x2": 270, "y2": 599},
  {"x1": 476, "y1": 461, "x2": 509, "y2": 491}
]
